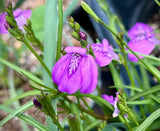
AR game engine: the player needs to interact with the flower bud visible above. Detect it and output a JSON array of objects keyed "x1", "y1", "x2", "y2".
[
  {"x1": 74, "y1": 22, "x2": 80, "y2": 32},
  {"x1": 67, "y1": 16, "x2": 74, "y2": 23},
  {"x1": 33, "y1": 98, "x2": 42, "y2": 109},
  {"x1": 81, "y1": 1, "x2": 101, "y2": 23},
  {"x1": 71, "y1": 31, "x2": 80, "y2": 40},
  {"x1": 79, "y1": 31, "x2": 87, "y2": 40}
]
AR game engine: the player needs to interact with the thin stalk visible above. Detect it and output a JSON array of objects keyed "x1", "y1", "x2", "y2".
[
  {"x1": 50, "y1": 113, "x2": 64, "y2": 131},
  {"x1": 8, "y1": 68, "x2": 29, "y2": 131},
  {"x1": 155, "y1": 0, "x2": 160, "y2": 6},
  {"x1": 98, "y1": 20, "x2": 117, "y2": 37},
  {"x1": 56, "y1": 0, "x2": 63, "y2": 61},
  {"x1": 96, "y1": 85, "x2": 101, "y2": 96},
  {"x1": 121, "y1": 115, "x2": 133, "y2": 131},
  {"x1": 23, "y1": 39, "x2": 51, "y2": 77},
  {"x1": 81, "y1": 97, "x2": 93, "y2": 111},
  {"x1": 77, "y1": 104, "x2": 107, "y2": 120},
  {"x1": 124, "y1": 62, "x2": 135, "y2": 87},
  {"x1": 66, "y1": 96, "x2": 107, "y2": 120}
]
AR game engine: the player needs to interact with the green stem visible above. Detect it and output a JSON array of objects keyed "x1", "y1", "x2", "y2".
[
  {"x1": 65, "y1": 96, "x2": 107, "y2": 120},
  {"x1": 56, "y1": 0, "x2": 63, "y2": 61},
  {"x1": 77, "y1": 103, "x2": 107, "y2": 120},
  {"x1": 23, "y1": 39, "x2": 51, "y2": 77},
  {"x1": 124, "y1": 62, "x2": 135, "y2": 87},
  {"x1": 81, "y1": 97, "x2": 93, "y2": 111},
  {"x1": 121, "y1": 115, "x2": 133, "y2": 131},
  {"x1": 98, "y1": 20, "x2": 117, "y2": 37},
  {"x1": 155, "y1": 0, "x2": 160, "y2": 6},
  {"x1": 96, "y1": 85, "x2": 101, "y2": 96},
  {"x1": 50, "y1": 114, "x2": 64, "y2": 131}
]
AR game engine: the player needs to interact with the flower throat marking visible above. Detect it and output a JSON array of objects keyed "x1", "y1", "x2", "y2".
[{"x1": 68, "y1": 53, "x2": 82, "y2": 77}]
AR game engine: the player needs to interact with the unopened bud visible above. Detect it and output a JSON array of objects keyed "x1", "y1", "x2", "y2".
[
  {"x1": 71, "y1": 31, "x2": 80, "y2": 40},
  {"x1": 81, "y1": 1, "x2": 101, "y2": 23},
  {"x1": 74, "y1": 22, "x2": 80, "y2": 32},
  {"x1": 79, "y1": 31, "x2": 87, "y2": 40},
  {"x1": 67, "y1": 16, "x2": 74, "y2": 23},
  {"x1": 33, "y1": 98, "x2": 42, "y2": 109}
]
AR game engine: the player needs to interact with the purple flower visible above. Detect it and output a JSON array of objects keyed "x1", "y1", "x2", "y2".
[
  {"x1": 0, "y1": 9, "x2": 31, "y2": 34},
  {"x1": 52, "y1": 47, "x2": 98, "y2": 94},
  {"x1": 102, "y1": 93, "x2": 119, "y2": 117},
  {"x1": 128, "y1": 22, "x2": 154, "y2": 39},
  {"x1": 127, "y1": 22, "x2": 160, "y2": 62},
  {"x1": 90, "y1": 39, "x2": 119, "y2": 67}
]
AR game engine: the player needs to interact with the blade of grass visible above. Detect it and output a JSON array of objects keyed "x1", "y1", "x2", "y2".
[
  {"x1": 109, "y1": 62, "x2": 123, "y2": 88},
  {"x1": 0, "y1": 104, "x2": 50, "y2": 131},
  {"x1": 44, "y1": 0, "x2": 58, "y2": 130},
  {"x1": 109, "y1": 85, "x2": 143, "y2": 92},
  {"x1": 128, "y1": 85, "x2": 160, "y2": 101},
  {"x1": 0, "y1": 100, "x2": 33, "y2": 126},
  {"x1": 3, "y1": 90, "x2": 40, "y2": 106},
  {"x1": 7, "y1": 68, "x2": 29, "y2": 131},
  {"x1": 135, "y1": 108, "x2": 160, "y2": 131},
  {"x1": 56, "y1": 0, "x2": 63, "y2": 61},
  {"x1": 127, "y1": 99, "x2": 153, "y2": 105},
  {"x1": 0, "y1": 57, "x2": 43, "y2": 85}
]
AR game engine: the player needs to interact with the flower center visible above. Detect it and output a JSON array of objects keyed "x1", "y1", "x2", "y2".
[{"x1": 67, "y1": 53, "x2": 82, "y2": 77}]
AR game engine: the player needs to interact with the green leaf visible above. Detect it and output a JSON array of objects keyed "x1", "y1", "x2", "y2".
[
  {"x1": 136, "y1": 108, "x2": 160, "y2": 131},
  {"x1": 0, "y1": 100, "x2": 33, "y2": 126},
  {"x1": 127, "y1": 99, "x2": 153, "y2": 105},
  {"x1": 110, "y1": 85, "x2": 143, "y2": 92},
  {"x1": 43, "y1": 0, "x2": 58, "y2": 130},
  {"x1": 109, "y1": 62, "x2": 123, "y2": 88},
  {"x1": 141, "y1": 60, "x2": 160, "y2": 80},
  {"x1": 128, "y1": 84, "x2": 160, "y2": 101},
  {"x1": 0, "y1": 57, "x2": 43, "y2": 85},
  {"x1": 3, "y1": 90, "x2": 41, "y2": 106},
  {"x1": 150, "y1": 95, "x2": 160, "y2": 104},
  {"x1": 0, "y1": 104, "x2": 50, "y2": 131}
]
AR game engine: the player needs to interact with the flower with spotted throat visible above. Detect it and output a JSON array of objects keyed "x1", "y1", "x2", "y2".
[{"x1": 52, "y1": 47, "x2": 98, "y2": 94}]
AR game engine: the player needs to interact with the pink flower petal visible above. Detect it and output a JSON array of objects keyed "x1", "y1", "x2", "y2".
[
  {"x1": 58, "y1": 59, "x2": 82, "y2": 94},
  {"x1": 21, "y1": 10, "x2": 32, "y2": 19},
  {"x1": 52, "y1": 54, "x2": 71, "y2": 84},
  {"x1": 127, "y1": 38, "x2": 155, "y2": 62},
  {"x1": 128, "y1": 22, "x2": 154, "y2": 39},
  {"x1": 102, "y1": 94, "x2": 114, "y2": 105},
  {"x1": 80, "y1": 55, "x2": 98, "y2": 93},
  {"x1": 65, "y1": 46, "x2": 87, "y2": 56},
  {"x1": 94, "y1": 51, "x2": 112, "y2": 67},
  {"x1": 0, "y1": 13, "x2": 8, "y2": 34}
]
